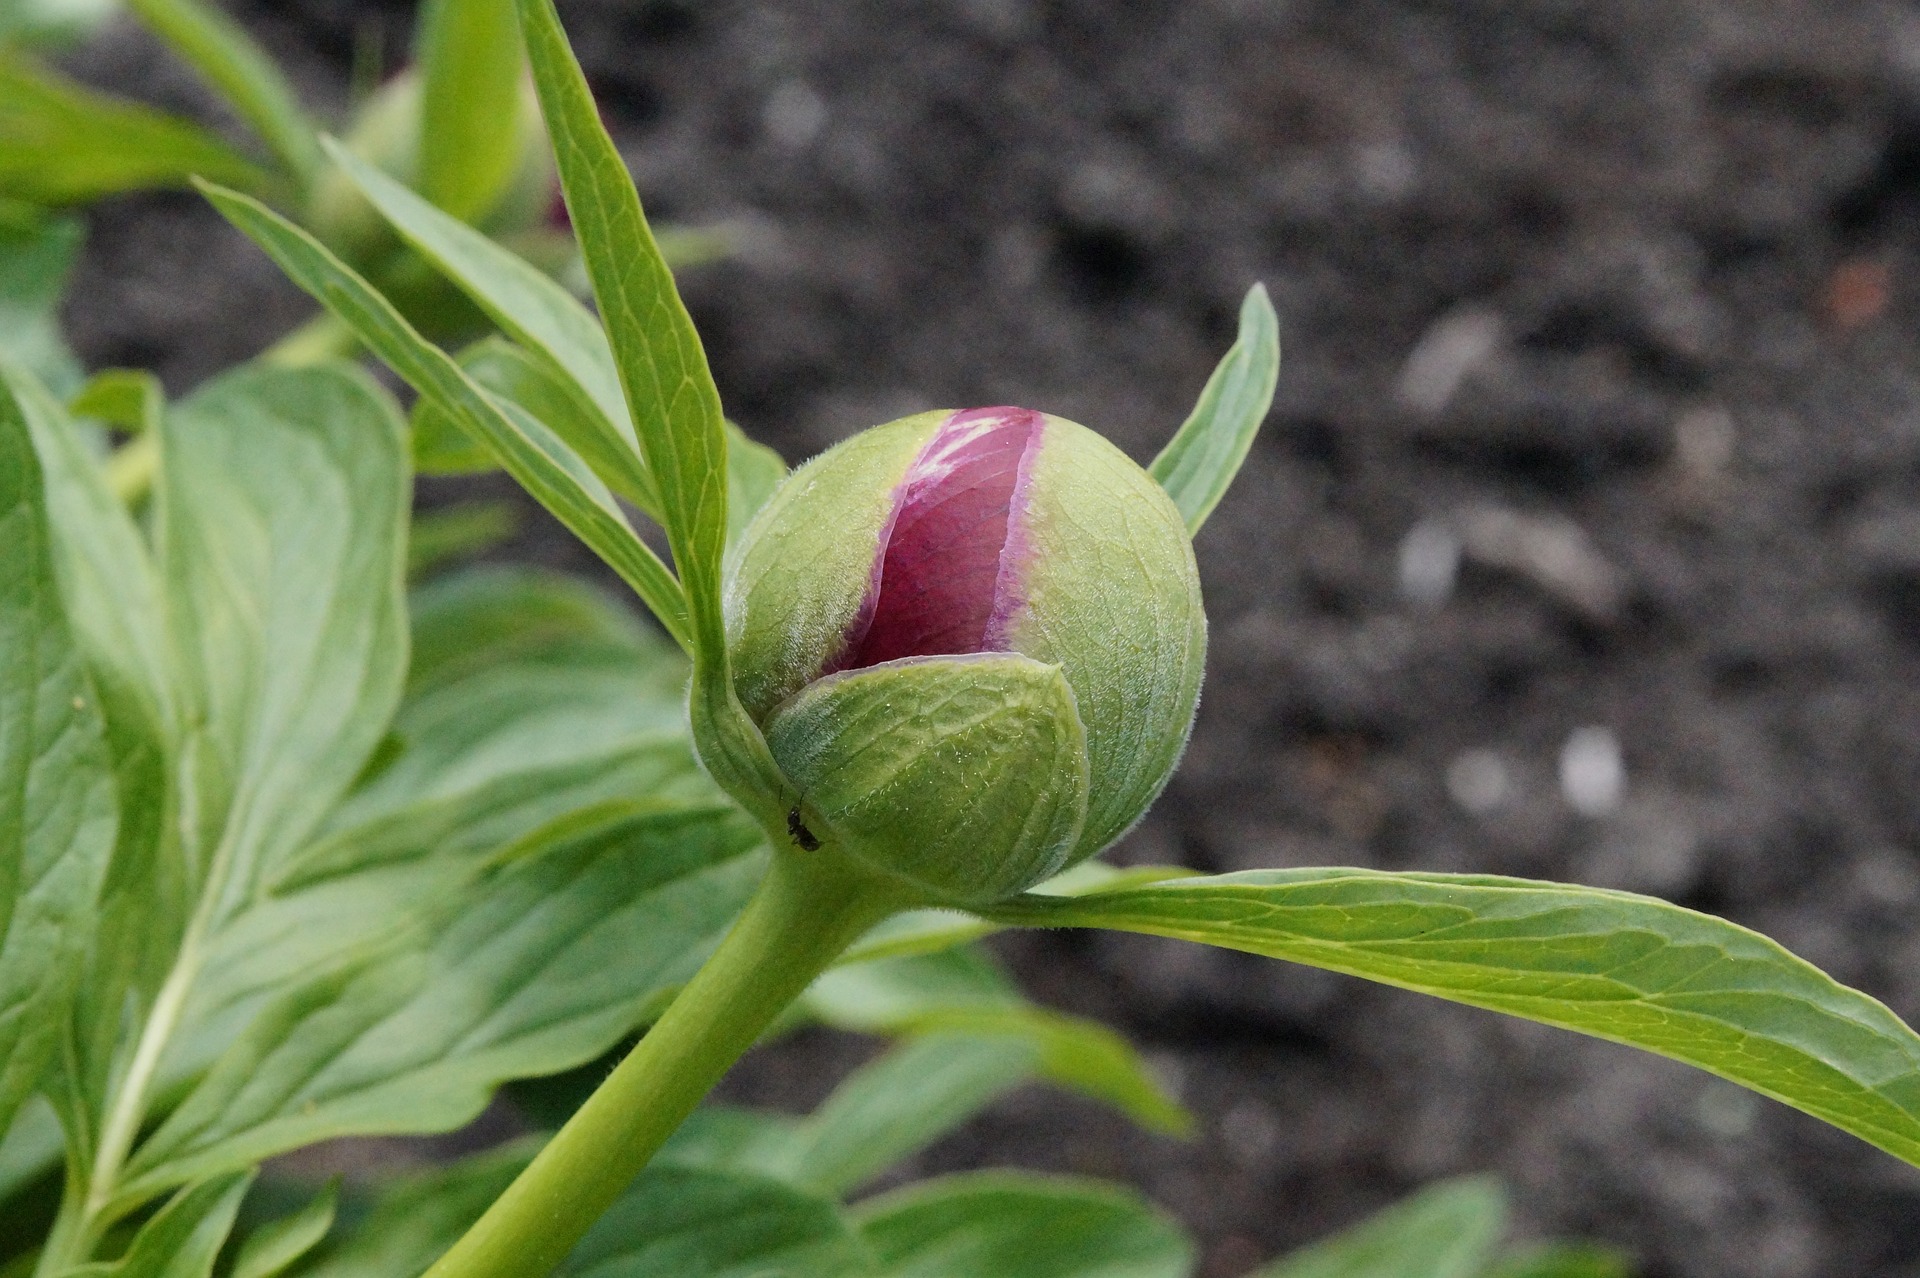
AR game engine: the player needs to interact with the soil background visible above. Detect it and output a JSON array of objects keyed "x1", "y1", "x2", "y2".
[{"x1": 53, "y1": 1, "x2": 1920, "y2": 1274}]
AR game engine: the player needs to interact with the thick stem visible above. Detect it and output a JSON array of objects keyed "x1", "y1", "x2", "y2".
[{"x1": 423, "y1": 847, "x2": 905, "y2": 1278}]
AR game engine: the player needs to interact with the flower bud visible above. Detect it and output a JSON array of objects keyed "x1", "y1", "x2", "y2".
[{"x1": 726, "y1": 407, "x2": 1205, "y2": 903}]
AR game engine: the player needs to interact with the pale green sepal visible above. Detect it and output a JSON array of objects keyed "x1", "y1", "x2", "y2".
[
  {"x1": 724, "y1": 412, "x2": 941, "y2": 722},
  {"x1": 764, "y1": 653, "x2": 1089, "y2": 905},
  {"x1": 1149, "y1": 282, "x2": 1278, "y2": 535},
  {"x1": 415, "y1": 0, "x2": 528, "y2": 223},
  {"x1": 1011, "y1": 416, "x2": 1205, "y2": 861}
]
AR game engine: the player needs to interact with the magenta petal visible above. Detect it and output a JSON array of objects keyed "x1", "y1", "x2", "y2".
[{"x1": 836, "y1": 407, "x2": 1042, "y2": 670}]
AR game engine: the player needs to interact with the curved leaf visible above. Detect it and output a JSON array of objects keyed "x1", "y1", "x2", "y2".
[
  {"x1": 988, "y1": 868, "x2": 1920, "y2": 1168},
  {"x1": 1148, "y1": 283, "x2": 1278, "y2": 535},
  {"x1": 415, "y1": 0, "x2": 527, "y2": 221},
  {"x1": 0, "y1": 204, "x2": 82, "y2": 394}
]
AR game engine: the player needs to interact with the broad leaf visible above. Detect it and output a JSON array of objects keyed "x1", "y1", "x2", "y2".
[
  {"x1": 988, "y1": 869, "x2": 1920, "y2": 1168},
  {"x1": 80, "y1": 1171, "x2": 253, "y2": 1278},
  {"x1": 198, "y1": 179, "x2": 692, "y2": 652},
  {"x1": 0, "y1": 56, "x2": 273, "y2": 204},
  {"x1": 120, "y1": 809, "x2": 765, "y2": 1206},
  {"x1": 415, "y1": 0, "x2": 530, "y2": 222},
  {"x1": 0, "y1": 371, "x2": 116, "y2": 1134},
  {"x1": 724, "y1": 422, "x2": 784, "y2": 549},
  {"x1": 1247, "y1": 1177, "x2": 1505, "y2": 1278},
  {"x1": 0, "y1": 1096, "x2": 63, "y2": 1207},
  {"x1": 1148, "y1": 282, "x2": 1278, "y2": 535},
  {"x1": 559, "y1": 1165, "x2": 872, "y2": 1278},
  {"x1": 852, "y1": 1171, "x2": 1193, "y2": 1278},
  {"x1": 160, "y1": 361, "x2": 408, "y2": 920},
  {"x1": 804, "y1": 949, "x2": 1190, "y2": 1135},
  {"x1": 125, "y1": 0, "x2": 320, "y2": 186},
  {"x1": 10, "y1": 364, "x2": 176, "y2": 1177},
  {"x1": 0, "y1": 0, "x2": 117, "y2": 48},
  {"x1": 230, "y1": 1182, "x2": 337, "y2": 1278},
  {"x1": 0, "y1": 203, "x2": 82, "y2": 395}
]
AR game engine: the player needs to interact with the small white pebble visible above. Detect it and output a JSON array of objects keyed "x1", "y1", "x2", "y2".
[
  {"x1": 1395, "y1": 308, "x2": 1503, "y2": 415},
  {"x1": 763, "y1": 81, "x2": 827, "y2": 151},
  {"x1": 1560, "y1": 726, "x2": 1624, "y2": 817},
  {"x1": 1398, "y1": 519, "x2": 1461, "y2": 607},
  {"x1": 1446, "y1": 749, "x2": 1511, "y2": 814}
]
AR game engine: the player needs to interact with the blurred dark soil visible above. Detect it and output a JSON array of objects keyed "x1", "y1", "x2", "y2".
[{"x1": 58, "y1": 0, "x2": 1920, "y2": 1273}]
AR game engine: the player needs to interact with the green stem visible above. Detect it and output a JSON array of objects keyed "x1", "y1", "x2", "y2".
[{"x1": 423, "y1": 847, "x2": 906, "y2": 1278}]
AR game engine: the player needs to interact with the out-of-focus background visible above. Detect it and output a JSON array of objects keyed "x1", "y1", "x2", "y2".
[{"x1": 48, "y1": 0, "x2": 1920, "y2": 1273}]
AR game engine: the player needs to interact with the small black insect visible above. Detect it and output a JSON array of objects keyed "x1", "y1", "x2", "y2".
[{"x1": 786, "y1": 806, "x2": 821, "y2": 851}]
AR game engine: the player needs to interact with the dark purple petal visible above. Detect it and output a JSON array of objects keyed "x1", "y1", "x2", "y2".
[{"x1": 834, "y1": 407, "x2": 1042, "y2": 671}]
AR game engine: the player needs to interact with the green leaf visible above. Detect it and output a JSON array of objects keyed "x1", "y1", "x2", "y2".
[
  {"x1": 803, "y1": 949, "x2": 1190, "y2": 1136},
  {"x1": 0, "y1": 55, "x2": 275, "y2": 204},
  {"x1": 9, "y1": 364, "x2": 176, "y2": 1180},
  {"x1": 0, "y1": 1096, "x2": 63, "y2": 1207},
  {"x1": 515, "y1": 0, "x2": 727, "y2": 625},
  {"x1": 1148, "y1": 283, "x2": 1278, "y2": 535},
  {"x1": 852, "y1": 1171, "x2": 1193, "y2": 1278},
  {"x1": 0, "y1": 370, "x2": 116, "y2": 1135},
  {"x1": 1482, "y1": 1246, "x2": 1634, "y2": 1278},
  {"x1": 0, "y1": 0, "x2": 117, "y2": 48},
  {"x1": 321, "y1": 140, "x2": 639, "y2": 489},
  {"x1": 230, "y1": 1181, "x2": 337, "y2": 1278},
  {"x1": 0, "y1": 203, "x2": 82, "y2": 395},
  {"x1": 1247, "y1": 1177, "x2": 1506, "y2": 1278},
  {"x1": 407, "y1": 501, "x2": 520, "y2": 580},
  {"x1": 516, "y1": 0, "x2": 789, "y2": 820},
  {"x1": 987, "y1": 868, "x2": 1920, "y2": 1169},
  {"x1": 119, "y1": 809, "x2": 765, "y2": 1205},
  {"x1": 297, "y1": 1140, "x2": 537, "y2": 1278},
  {"x1": 68, "y1": 369, "x2": 163, "y2": 437},
  {"x1": 559, "y1": 1165, "x2": 872, "y2": 1278},
  {"x1": 415, "y1": 0, "x2": 528, "y2": 221},
  {"x1": 89, "y1": 1171, "x2": 253, "y2": 1278},
  {"x1": 160, "y1": 361, "x2": 409, "y2": 919},
  {"x1": 412, "y1": 333, "x2": 652, "y2": 508},
  {"x1": 124, "y1": 0, "x2": 319, "y2": 186},
  {"x1": 197, "y1": 179, "x2": 693, "y2": 652}
]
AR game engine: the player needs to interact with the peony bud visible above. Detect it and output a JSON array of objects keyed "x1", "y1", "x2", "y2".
[{"x1": 726, "y1": 407, "x2": 1205, "y2": 904}]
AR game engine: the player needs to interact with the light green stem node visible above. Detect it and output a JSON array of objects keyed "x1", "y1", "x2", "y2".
[{"x1": 422, "y1": 846, "x2": 908, "y2": 1278}]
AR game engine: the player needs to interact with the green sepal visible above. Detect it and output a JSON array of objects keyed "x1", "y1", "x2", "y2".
[{"x1": 764, "y1": 653, "x2": 1089, "y2": 905}]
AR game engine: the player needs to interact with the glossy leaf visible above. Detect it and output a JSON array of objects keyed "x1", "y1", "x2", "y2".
[
  {"x1": 120, "y1": 809, "x2": 765, "y2": 1206},
  {"x1": 82, "y1": 1171, "x2": 253, "y2": 1278},
  {"x1": 853, "y1": 1171, "x2": 1193, "y2": 1278},
  {"x1": 199, "y1": 179, "x2": 693, "y2": 652},
  {"x1": 0, "y1": 203, "x2": 82, "y2": 395},
  {"x1": 415, "y1": 0, "x2": 528, "y2": 221},
  {"x1": 0, "y1": 56, "x2": 273, "y2": 204},
  {"x1": 1247, "y1": 1177, "x2": 1505, "y2": 1278},
  {"x1": 1148, "y1": 282, "x2": 1278, "y2": 535},
  {"x1": 0, "y1": 371, "x2": 116, "y2": 1135},
  {"x1": 230, "y1": 1181, "x2": 338, "y2": 1278},
  {"x1": 558, "y1": 1165, "x2": 872, "y2": 1278},
  {"x1": 988, "y1": 869, "x2": 1920, "y2": 1168},
  {"x1": 125, "y1": 0, "x2": 320, "y2": 185},
  {"x1": 160, "y1": 362, "x2": 409, "y2": 919}
]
